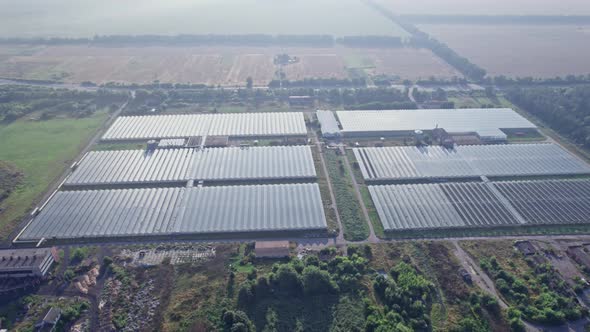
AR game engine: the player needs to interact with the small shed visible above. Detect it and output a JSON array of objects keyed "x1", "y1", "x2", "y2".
[
  {"x1": 514, "y1": 241, "x2": 536, "y2": 256},
  {"x1": 255, "y1": 241, "x2": 290, "y2": 258},
  {"x1": 35, "y1": 307, "x2": 61, "y2": 332}
]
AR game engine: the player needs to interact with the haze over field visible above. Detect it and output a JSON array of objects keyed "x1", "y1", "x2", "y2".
[
  {"x1": 0, "y1": 0, "x2": 407, "y2": 38},
  {"x1": 375, "y1": 0, "x2": 590, "y2": 15}
]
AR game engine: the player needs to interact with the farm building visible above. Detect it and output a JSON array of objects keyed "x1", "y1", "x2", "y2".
[
  {"x1": 369, "y1": 179, "x2": 590, "y2": 232},
  {"x1": 0, "y1": 248, "x2": 57, "y2": 278},
  {"x1": 316, "y1": 110, "x2": 341, "y2": 138},
  {"x1": 64, "y1": 146, "x2": 316, "y2": 187},
  {"x1": 255, "y1": 241, "x2": 291, "y2": 258},
  {"x1": 16, "y1": 184, "x2": 327, "y2": 241},
  {"x1": 330, "y1": 108, "x2": 536, "y2": 142},
  {"x1": 102, "y1": 112, "x2": 307, "y2": 141},
  {"x1": 354, "y1": 144, "x2": 590, "y2": 181}
]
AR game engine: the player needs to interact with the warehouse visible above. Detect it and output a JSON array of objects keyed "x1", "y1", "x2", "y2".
[
  {"x1": 369, "y1": 179, "x2": 590, "y2": 232},
  {"x1": 0, "y1": 247, "x2": 58, "y2": 278},
  {"x1": 64, "y1": 146, "x2": 316, "y2": 187},
  {"x1": 16, "y1": 184, "x2": 327, "y2": 241},
  {"x1": 102, "y1": 112, "x2": 307, "y2": 141},
  {"x1": 354, "y1": 144, "x2": 590, "y2": 181},
  {"x1": 331, "y1": 108, "x2": 536, "y2": 142},
  {"x1": 316, "y1": 110, "x2": 341, "y2": 138}
]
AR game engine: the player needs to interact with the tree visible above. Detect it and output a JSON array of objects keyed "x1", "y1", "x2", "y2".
[
  {"x1": 246, "y1": 77, "x2": 253, "y2": 89},
  {"x1": 262, "y1": 308, "x2": 278, "y2": 332},
  {"x1": 302, "y1": 265, "x2": 338, "y2": 294}
]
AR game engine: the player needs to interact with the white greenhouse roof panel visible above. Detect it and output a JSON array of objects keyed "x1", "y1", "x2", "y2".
[
  {"x1": 190, "y1": 146, "x2": 316, "y2": 181},
  {"x1": 64, "y1": 146, "x2": 316, "y2": 186},
  {"x1": 336, "y1": 108, "x2": 536, "y2": 140},
  {"x1": 177, "y1": 184, "x2": 327, "y2": 233},
  {"x1": 18, "y1": 184, "x2": 327, "y2": 241},
  {"x1": 354, "y1": 144, "x2": 590, "y2": 181},
  {"x1": 370, "y1": 182, "x2": 520, "y2": 231},
  {"x1": 102, "y1": 112, "x2": 307, "y2": 141}
]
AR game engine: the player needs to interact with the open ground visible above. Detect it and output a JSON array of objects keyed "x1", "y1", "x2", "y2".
[
  {"x1": 0, "y1": 45, "x2": 461, "y2": 85},
  {"x1": 418, "y1": 24, "x2": 590, "y2": 78}
]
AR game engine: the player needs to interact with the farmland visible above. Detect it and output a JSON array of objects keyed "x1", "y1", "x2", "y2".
[
  {"x1": 0, "y1": 0, "x2": 407, "y2": 38},
  {"x1": 0, "y1": 45, "x2": 460, "y2": 85},
  {"x1": 373, "y1": 0, "x2": 590, "y2": 15},
  {"x1": 418, "y1": 24, "x2": 590, "y2": 78}
]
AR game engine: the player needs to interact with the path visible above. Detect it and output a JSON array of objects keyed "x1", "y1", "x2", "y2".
[{"x1": 339, "y1": 146, "x2": 379, "y2": 243}]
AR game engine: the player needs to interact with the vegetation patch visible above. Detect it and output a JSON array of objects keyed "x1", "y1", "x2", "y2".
[{"x1": 324, "y1": 149, "x2": 369, "y2": 241}]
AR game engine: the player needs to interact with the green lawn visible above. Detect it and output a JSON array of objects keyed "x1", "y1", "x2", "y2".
[{"x1": 0, "y1": 111, "x2": 108, "y2": 238}]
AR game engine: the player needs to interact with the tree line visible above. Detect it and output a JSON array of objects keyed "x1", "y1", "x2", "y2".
[
  {"x1": 505, "y1": 85, "x2": 590, "y2": 148},
  {"x1": 0, "y1": 34, "x2": 405, "y2": 48}
]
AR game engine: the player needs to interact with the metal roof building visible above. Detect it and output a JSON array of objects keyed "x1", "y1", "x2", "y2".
[
  {"x1": 17, "y1": 184, "x2": 327, "y2": 241},
  {"x1": 336, "y1": 108, "x2": 536, "y2": 141},
  {"x1": 354, "y1": 144, "x2": 590, "y2": 181},
  {"x1": 316, "y1": 110, "x2": 341, "y2": 138},
  {"x1": 102, "y1": 113, "x2": 307, "y2": 141},
  {"x1": 64, "y1": 146, "x2": 316, "y2": 187}
]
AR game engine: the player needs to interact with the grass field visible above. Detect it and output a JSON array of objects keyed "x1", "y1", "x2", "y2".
[
  {"x1": 0, "y1": 45, "x2": 459, "y2": 85},
  {"x1": 0, "y1": 0, "x2": 407, "y2": 38},
  {"x1": 418, "y1": 24, "x2": 590, "y2": 78},
  {"x1": 0, "y1": 111, "x2": 108, "y2": 238}
]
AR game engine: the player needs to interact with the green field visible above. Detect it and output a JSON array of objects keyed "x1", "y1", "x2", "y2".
[
  {"x1": 0, "y1": 112, "x2": 108, "y2": 238},
  {"x1": 0, "y1": 0, "x2": 408, "y2": 38}
]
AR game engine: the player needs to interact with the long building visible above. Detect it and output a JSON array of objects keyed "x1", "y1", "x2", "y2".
[
  {"x1": 319, "y1": 108, "x2": 536, "y2": 142},
  {"x1": 369, "y1": 179, "x2": 590, "y2": 232},
  {"x1": 17, "y1": 184, "x2": 327, "y2": 241},
  {"x1": 0, "y1": 248, "x2": 57, "y2": 278},
  {"x1": 354, "y1": 144, "x2": 590, "y2": 181},
  {"x1": 64, "y1": 146, "x2": 316, "y2": 187},
  {"x1": 102, "y1": 112, "x2": 307, "y2": 141}
]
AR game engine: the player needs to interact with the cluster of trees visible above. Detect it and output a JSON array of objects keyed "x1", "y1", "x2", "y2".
[
  {"x1": 125, "y1": 86, "x2": 413, "y2": 114},
  {"x1": 223, "y1": 245, "x2": 448, "y2": 331},
  {"x1": 0, "y1": 85, "x2": 126, "y2": 122},
  {"x1": 336, "y1": 36, "x2": 403, "y2": 48},
  {"x1": 368, "y1": 262, "x2": 434, "y2": 331},
  {"x1": 505, "y1": 86, "x2": 590, "y2": 148},
  {"x1": 480, "y1": 256, "x2": 586, "y2": 325},
  {"x1": 487, "y1": 74, "x2": 590, "y2": 86}
]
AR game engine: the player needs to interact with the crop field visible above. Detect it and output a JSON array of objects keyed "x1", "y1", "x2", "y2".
[
  {"x1": 0, "y1": 0, "x2": 407, "y2": 38},
  {"x1": 418, "y1": 24, "x2": 590, "y2": 77},
  {"x1": 374, "y1": 0, "x2": 590, "y2": 15},
  {"x1": 0, "y1": 45, "x2": 460, "y2": 85}
]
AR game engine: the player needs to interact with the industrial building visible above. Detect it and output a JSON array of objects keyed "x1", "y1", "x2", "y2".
[
  {"x1": 16, "y1": 184, "x2": 327, "y2": 242},
  {"x1": 354, "y1": 144, "x2": 590, "y2": 181},
  {"x1": 64, "y1": 146, "x2": 317, "y2": 187},
  {"x1": 102, "y1": 112, "x2": 307, "y2": 141},
  {"x1": 318, "y1": 108, "x2": 536, "y2": 142},
  {"x1": 369, "y1": 179, "x2": 590, "y2": 232},
  {"x1": 0, "y1": 247, "x2": 57, "y2": 278}
]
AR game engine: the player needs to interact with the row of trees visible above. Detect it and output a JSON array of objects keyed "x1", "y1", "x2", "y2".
[
  {"x1": 0, "y1": 34, "x2": 406, "y2": 48},
  {"x1": 505, "y1": 86, "x2": 590, "y2": 148},
  {"x1": 0, "y1": 85, "x2": 126, "y2": 122}
]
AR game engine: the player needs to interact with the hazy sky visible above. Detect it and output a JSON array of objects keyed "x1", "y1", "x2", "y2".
[
  {"x1": 375, "y1": 0, "x2": 590, "y2": 15},
  {"x1": 0, "y1": 0, "x2": 404, "y2": 38}
]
